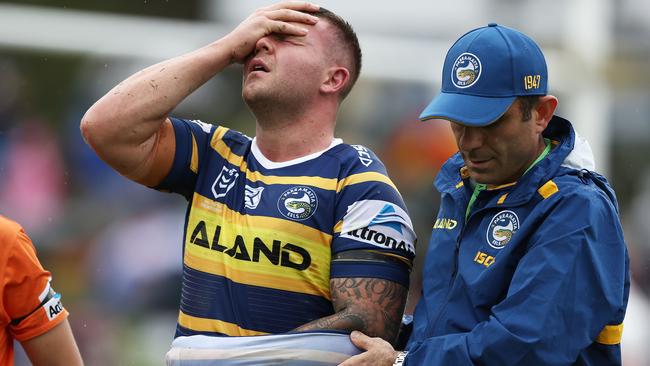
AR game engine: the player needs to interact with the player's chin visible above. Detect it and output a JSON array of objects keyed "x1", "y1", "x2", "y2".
[{"x1": 242, "y1": 84, "x2": 259, "y2": 103}]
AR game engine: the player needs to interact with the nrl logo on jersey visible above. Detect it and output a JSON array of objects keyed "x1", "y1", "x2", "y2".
[
  {"x1": 277, "y1": 186, "x2": 318, "y2": 221},
  {"x1": 212, "y1": 166, "x2": 239, "y2": 199},
  {"x1": 486, "y1": 210, "x2": 519, "y2": 249}
]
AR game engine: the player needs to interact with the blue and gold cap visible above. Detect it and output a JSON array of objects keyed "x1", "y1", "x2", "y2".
[{"x1": 419, "y1": 23, "x2": 548, "y2": 126}]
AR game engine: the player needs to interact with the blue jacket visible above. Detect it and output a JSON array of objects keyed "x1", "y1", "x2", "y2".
[{"x1": 406, "y1": 116, "x2": 629, "y2": 365}]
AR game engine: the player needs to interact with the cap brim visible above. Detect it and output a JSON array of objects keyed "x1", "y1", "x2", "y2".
[{"x1": 419, "y1": 92, "x2": 516, "y2": 127}]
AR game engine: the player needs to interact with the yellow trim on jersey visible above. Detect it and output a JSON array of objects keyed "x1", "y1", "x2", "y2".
[
  {"x1": 212, "y1": 125, "x2": 229, "y2": 142},
  {"x1": 596, "y1": 323, "x2": 624, "y2": 345},
  {"x1": 455, "y1": 181, "x2": 464, "y2": 189},
  {"x1": 538, "y1": 180, "x2": 559, "y2": 199},
  {"x1": 208, "y1": 129, "x2": 399, "y2": 193},
  {"x1": 497, "y1": 193, "x2": 508, "y2": 205},
  {"x1": 184, "y1": 252, "x2": 331, "y2": 298},
  {"x1": 247, "y1": 171, "x2": 337, "y2": 191},
  {"x1": 185, "y1": 194, "x2": 332, "y2": 297},
  {"x1": 192, "y1": 194, "x2": 331, "y2": 245},
  {"x1": 333, "y1": 220, "x2": 343, "y2": 233},
  {"x1": 178, "y1": 310, "x2": 269, "y2": 336},
  {"x1": 190, "y1": 134, "x2": 199, "y2": 173},
  {"x1": 210, "y1": 126, "x2": 248, "y2": 170},
  {"x1": 367, "y1": 250, "x2": 411, "y2": 267},
  {"x1": 336, "y1": 172, "x2": 398, "y2": 193},
  {"x1": 208, "y1": 127, "x2": 338, "y2": 190}
]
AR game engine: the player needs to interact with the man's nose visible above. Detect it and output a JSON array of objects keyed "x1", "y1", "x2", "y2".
[{"x1": 254, "y1": 36, "x2": 273, "y2": 55}]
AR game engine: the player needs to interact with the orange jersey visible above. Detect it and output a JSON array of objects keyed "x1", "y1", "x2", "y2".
[{"x1": 0, "y1": 216, "x2": 68, "y2": 365}]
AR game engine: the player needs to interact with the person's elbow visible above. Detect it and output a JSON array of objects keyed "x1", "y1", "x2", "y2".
[{"x1": 79, "y1": 100, "x2": 115, "y2": 153}]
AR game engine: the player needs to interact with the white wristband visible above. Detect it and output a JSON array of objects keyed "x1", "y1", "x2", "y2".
[{"x1": 393, "y1": 351, "x2": 408, "y2": 366}]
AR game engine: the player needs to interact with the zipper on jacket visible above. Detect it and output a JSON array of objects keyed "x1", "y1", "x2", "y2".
[{"x1": 423, "y1": 212, "x2": 468, "y2": 338}]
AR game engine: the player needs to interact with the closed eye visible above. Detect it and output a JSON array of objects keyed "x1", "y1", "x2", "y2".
[{"x1": 273, "y1": 34, "x2": 303, "y2": 45}]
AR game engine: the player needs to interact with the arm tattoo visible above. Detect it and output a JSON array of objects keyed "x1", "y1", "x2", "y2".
[{"x1": 294, "y1": 278, "x2": 408, "y2": 344}]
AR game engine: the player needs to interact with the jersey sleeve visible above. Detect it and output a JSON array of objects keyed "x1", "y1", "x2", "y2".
[
  {"x1": 155, "y1": 117, "x2": 218, "y2": 199},
  {"x1": 331, "y1": 145, "x2": 417, "y2": 287},
  {"x1": 3, "y1": 227, "x2": 68, "y2": 342}
]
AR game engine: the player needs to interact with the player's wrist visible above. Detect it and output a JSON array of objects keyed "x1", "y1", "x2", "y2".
[{"x1": 393, "y1": 351, "x2": 408, "y2": 366}]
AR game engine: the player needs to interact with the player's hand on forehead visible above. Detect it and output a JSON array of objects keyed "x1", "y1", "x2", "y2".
[
  {"x1": 226, "y1": 1, "x2": 320, "y2": 63},
  {"x1": 250, "y1": 1, "x2": 320, "y2": 36},
  {"x1": 259, "y1": 1, "x2": 320, "y2": 13}
]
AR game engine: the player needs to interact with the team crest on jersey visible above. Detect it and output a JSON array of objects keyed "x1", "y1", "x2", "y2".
[
  {"x1": 452, "y1": 53, "x2": 482, "y2": 88},
  {"x1": 244, "y1": 185, "x2": 264, "y2": 209},
  {"x1": 277, "y1": 186, "x2": 318, "y2": 221},
  {"x1": 486, "y1": 210, "x2": 519, "y2": 249},
  {"x1": 212, "y1": 166, "x2": 239, "y2": 199}
]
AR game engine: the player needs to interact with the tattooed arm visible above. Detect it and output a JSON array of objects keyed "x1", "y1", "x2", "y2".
[{"x1": 294, "y1": 277, "x2": 408, "y2": 344}]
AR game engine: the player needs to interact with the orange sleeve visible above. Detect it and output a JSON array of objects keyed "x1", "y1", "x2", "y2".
[{"x1": 3, "y1": 224, "x2": 68, "y2": 342}]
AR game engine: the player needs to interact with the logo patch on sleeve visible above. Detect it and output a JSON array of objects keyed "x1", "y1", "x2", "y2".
[
  {"x1": 339, "y1": 200, "x2": 416, "y2": 255},
  {"x1": 44, "y1": 293, "x2": 64, "y2": 321}
]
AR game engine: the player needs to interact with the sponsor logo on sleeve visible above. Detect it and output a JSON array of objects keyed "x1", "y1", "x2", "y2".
[
  {"x1": 344, "y1": 226, "x2": 414, "y2": 255},
  {"x1": 44, "y1": 293, "x2": 64, "y2": 320},
  {"x1": 351, "y1": 145, "x2": 373, "y2": 167},
  {"x1": 34, "y1": 280, "x2": 64, "y2": 321},
  {"x1": 339, "y1": 200, "x2": 416, "y2": 255},
  {"x1": 212, "y1": 166, "x2": 239, "y2": 199}
]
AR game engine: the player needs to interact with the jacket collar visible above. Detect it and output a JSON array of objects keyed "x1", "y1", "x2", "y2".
[{"x1": 435, "y1": 116, "x2": 594, "y2": 204}]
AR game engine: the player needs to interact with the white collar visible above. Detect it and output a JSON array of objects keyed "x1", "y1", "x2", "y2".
[{"x1": 251, "y1": 137, "x2": 343, "y2": 170}]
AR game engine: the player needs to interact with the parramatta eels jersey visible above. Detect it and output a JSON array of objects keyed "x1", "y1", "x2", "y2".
[{"x1": 156, "y1": 118, "x2": 416, "y2": 338}]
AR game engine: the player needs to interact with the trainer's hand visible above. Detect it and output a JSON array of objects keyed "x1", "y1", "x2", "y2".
[
  {"x1": 339, "y1": 331, "x2": 400, "y2": 366},
  {"x1": 223, "y1": 1, "x2": 320, "y2": 63}
]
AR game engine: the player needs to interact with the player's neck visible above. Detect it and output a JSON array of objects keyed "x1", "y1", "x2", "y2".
[{"x1": 254, "y1": 113, "x2": 336, "y2": 163}]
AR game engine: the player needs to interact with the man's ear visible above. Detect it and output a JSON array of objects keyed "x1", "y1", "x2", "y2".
[
  {"x1": 534, "y1": 95, "x2": 558, "y2": 131},
  {"x1": 320, "y1": 66, "x2": 350, "y2": 95}
]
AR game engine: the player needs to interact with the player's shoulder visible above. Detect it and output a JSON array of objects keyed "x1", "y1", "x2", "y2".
[
  {"x1": 539, "y1": 170, "x2": 621, "y2": 220},
  {"x1": 326, "y1": 143, "x2": 388, "y2": 176},
  {"x1": 174, "y1": 118, "x2": 252, "y2": 151},
  {"x1": 0, "y1": 215, "x2": 22, "y2": 240},
  {"x1": 0, "y1": 215, "x2": 27, "y2": 261}
]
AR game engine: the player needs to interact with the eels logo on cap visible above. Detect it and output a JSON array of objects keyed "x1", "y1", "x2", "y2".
[{"x1": 452, "y1": 53, "x2": 482, "y2": 88}]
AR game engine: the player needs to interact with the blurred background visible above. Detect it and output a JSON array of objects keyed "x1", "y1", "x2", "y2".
[{"x1": 0, "y1": 0, "x2": 648, "y2": 364}]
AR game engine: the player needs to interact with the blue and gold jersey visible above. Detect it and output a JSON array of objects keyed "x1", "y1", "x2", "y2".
[{"x1": 157, "y1": 118, "x2": 416, "y2": 338}]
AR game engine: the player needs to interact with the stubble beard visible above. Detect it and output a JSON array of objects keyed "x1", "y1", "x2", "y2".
[{"x1": 243, "y1": 77, "x2": 309, "y2": 128}]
